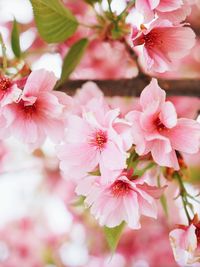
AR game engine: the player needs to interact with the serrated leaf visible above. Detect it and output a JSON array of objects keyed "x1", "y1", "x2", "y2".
[
  {"x1": 104, "y1": 222, "x2": 125, "y2": 252},
  {"x1": 11, "y1": 19, "x2": 21, "y2": 58},
  {"x1": 30, "y1": 0, "x2": 78, "y2": 43},
  {"x1": 58, "y1": 38, "x2": 88, "y2": 84}
]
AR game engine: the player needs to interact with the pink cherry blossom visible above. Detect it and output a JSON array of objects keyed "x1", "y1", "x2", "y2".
[
  {"x1": 58, "y1": 101, "x2": 132, "y2": 183},
  {"x1": 2, "y1": 69, "x2": 71, "y2": 148},
  {"x1": 169, "y1": 222, "x2": 200, "y2": 266},
  {"x1": 131, "y1": 20, "x2": 196, "y2": 73},
  {"x1": 76, "y1": 170, "x2": 165, "y2": 228},
  {"x1": 126, "y1": 79, "x2": 200, "y2": 170},
  {"x1": 135, "y1": 0, "x2": 191, "y2": 23}
]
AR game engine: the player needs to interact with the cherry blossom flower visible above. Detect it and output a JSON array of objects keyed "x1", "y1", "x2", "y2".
[
  {"x1": 126, "y1": 79, "x2": 200, "y2": 170},
  {"x1": 135, "y1": 0, "x2": 191, "y2": 23},
  {"x1": 169, "y1": 218, "x2": 200, "y2": 266},
  {"x1": 131, "y1": 19, "x2": 196, "y2": 73},
  {"x1": 76, "y1": 169, "x2": 165, "y2": 228},
  {"x1": 2, "y1": 69, "x2": 70, "y2": 148},
  {"x1": 58, "y1": 101, "x2": 132, "y2": 183}
]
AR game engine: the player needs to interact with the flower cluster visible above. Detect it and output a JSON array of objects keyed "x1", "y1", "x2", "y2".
[
  {"x1": 57, "y1": 80, "x2": 200, "y2": 230},
  {"x1": 0, "y1": 0, "x2": 200, "y2": 265}
]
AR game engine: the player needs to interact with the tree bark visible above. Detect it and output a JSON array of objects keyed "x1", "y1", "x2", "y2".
[{"x1": 56, "y1": 77, "x2": 200, "y2": 97}]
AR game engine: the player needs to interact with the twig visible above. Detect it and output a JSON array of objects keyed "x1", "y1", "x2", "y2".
[{"x1": 56, "y1": 77, "x2": 200, "y2": 97}]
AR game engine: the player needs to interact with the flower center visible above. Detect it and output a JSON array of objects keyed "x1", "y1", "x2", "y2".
[
  {"x1": 0, "y1": 76, "x2": 11, "y2": 91},
  {"x1": 18, "y1": 244, "x2": 30, "y2": 258},
  {"x1": 154, "y1": 117, "x2": 166, "y2": 132},
  {"x1": 144, "y1": 30, "x2": 163, "y2": 48},
  {"x1": 19, "y1": 100, "x2": 37, "y2": 117},
  {"x1": 90, "y1": 130, "x2": 107, "y2": 150},
  {"x1": 111, "y1": 180, "x2": 132, "y2": 197}
]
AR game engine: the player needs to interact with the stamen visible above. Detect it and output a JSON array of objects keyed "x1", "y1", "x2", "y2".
[
  {"x1": 89, "y1": 130, "x2": 107, "y2": 150},
  {"x1": 111, "y1": 180, "x2": 132, "y2": 197},
  {"x1": 154, "y1": 117, "x2": 166, "y2": 132},
  {"x1": 0, "y1": 76, "x2": 11, "y2": 91}
]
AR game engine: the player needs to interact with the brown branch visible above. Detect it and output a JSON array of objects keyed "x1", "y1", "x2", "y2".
[{"x1": 56, "y1": 77, "x2": 200, "y2": 97}]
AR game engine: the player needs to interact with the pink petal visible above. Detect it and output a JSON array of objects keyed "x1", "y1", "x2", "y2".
[
  {"x1": 140, "y1": 79, "x2": 166, "y2": 110},
  {"x1": 159, "y1": 101, "x2": 177, "y2": 128},
  {"x1": 66, "y1": 115, "x2": 92, "y2": 143},
  {"x1": 23, "y1": 69, "x2": 57, "y2": 96},
  {"x1": 157, "y1": 5, "x2": 191, "y2": 24},
  {"x1": 151, "y1": 141, "x2": 179, "y2": 169},
  {"x1": 137, "y1": 183, "x2": 167, "y2": 199},
  {"x1": 156, "y1": 0, "x2": 183, "y2": 12},
  {"x1": 123, "y1": 193, "x2": 141, "y2": 229},
  {"x1": 165, "y1": 118, "x2": 200, "y2": 154},
  {"x1": 135, "y1": 0, "x2": 156, "y2": 22},
  {"x1": 75, "y1": 176, "x2": 97, "y2": 196},
  {"x1": 126, "y1": 111, "x2": 147, "y2": 155},
  {"x1": 101, "y1": 141, "x2": 127, "y2": 170},
  {"x1": 137, "y1": 194, "x2": 157, "y2": 218}
]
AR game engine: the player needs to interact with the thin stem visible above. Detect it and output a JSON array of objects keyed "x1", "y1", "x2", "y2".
[
  {"x1": 118, "y1": 0, "x2": 135, "y2": 19},
  {"x1": 107, "y1": 0, "x2": 113, "y2": 14},
  {"x1": 174, "y1": 171, "x2": 192, "y2": 223},
  {"x1": 157, "y1": 175, "x2": 168, "y2": 217},
  {"x1": 0, "y1": 33, "x2": 7, "y2": 73}
]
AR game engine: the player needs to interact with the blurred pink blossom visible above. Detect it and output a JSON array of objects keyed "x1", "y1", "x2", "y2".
[{"x1": 132, "y1": 20, "x2": 196, "y2": 73}]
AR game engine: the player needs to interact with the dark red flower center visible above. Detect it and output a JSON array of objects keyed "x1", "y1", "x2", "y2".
[
  {"x1": 144, "y1": 29, "x2": 163, "y2": 49},
  {"x1": 111, "y1": 180, "x2": 132, "y2": 197},
  {"x1": 154, "y1": 117, "x2": 166, "y2": 132},
  {"x1": 19, "y1": 100, "x2": 37, "y2": 117},
  {"x1": 0, "y1": 76, "x2": 11, "y2": 91}
]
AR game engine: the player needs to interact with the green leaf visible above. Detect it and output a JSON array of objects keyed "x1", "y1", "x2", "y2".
[
  {"x1": 59, "y1": 38, "x2": 88, "y2": 84},
  {"x1": 30, "y1": 0, "x2": 78, "y2": 43},
  {"x1": 104, "y1": 222, "x2": 125, "y2": 252},
  {"x1": 11, "y1": 19, "x2": 21, "y2": 58}
]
